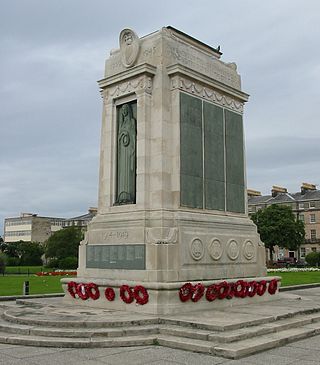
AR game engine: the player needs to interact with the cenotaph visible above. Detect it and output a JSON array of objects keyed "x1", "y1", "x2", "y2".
[{"x1": 62, "y1": 27, "x2": 278, "y2": 314}]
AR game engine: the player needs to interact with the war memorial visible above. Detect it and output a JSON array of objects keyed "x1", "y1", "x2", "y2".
[
  {"x1": 63, "y1": 26, "x2": 278, "y2": 314},
  {"x1": 1, "y1": 28, "x2": 320, "y2": 359}
]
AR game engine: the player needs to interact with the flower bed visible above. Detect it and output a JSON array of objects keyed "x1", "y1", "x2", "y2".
[
  {"x1": 36, "y1": 271, "x2": 77, "y2": 276},
  {"x1": 267, "y1": 267, "x2": 320, "y2": 273}
]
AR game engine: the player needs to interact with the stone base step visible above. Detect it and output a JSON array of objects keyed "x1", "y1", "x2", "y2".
[
  {"x1": 0, "y1": 319, "x2": 159, "y2": 338},
  {"x1": 213, "y1": 326, "x2": 319, "y2": 359},
  {"x1": 0, "y1": 332, "x2": 156, "y2": 348},
  {"x1": 1, "y1": 310, "x2": 159, "y2": 328},
  {"x1": 157, "y1": 335, "x2": 214, "y2": 354}
]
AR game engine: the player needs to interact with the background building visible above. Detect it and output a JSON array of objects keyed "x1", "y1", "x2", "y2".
[
  {"x1": 4, "y1": 213, "x2": 65, "y2": 243},
  {"x1": 248, "y1": 183, "x2": 320, "y2": 261},
  {"x1": 3, "y1": 208, "x2": 97, "y2": 243}
]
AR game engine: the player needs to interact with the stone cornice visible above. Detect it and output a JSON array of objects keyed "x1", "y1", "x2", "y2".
[
  {"x1": 167, "y1": 64, "x2": 249, "y2": 113},
  {"x1": 98, "y1": 63, "x2": 157, "y2": 89}
]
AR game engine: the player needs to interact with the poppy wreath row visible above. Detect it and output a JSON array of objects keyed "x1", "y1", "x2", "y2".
[
  {"x1": 67, "y1": 282, "x2": 149, "y2": 305},
  {"x1": 179, "y1": 279, "x2": 278, "y2": 302}
]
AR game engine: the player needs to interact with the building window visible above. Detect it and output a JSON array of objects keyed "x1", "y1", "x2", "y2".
[
  {"x1": 300, "y1": 247, "x2": 306, "y2": 258},
  {"x1": 312, "y1": 247, "x2": 317, "y2": 252},
  {"x1": 311, "y1": 229, "x2": 317, "y2": 241},
  {"x1": 298, "y1": 203, "x2": 304, "y2": 210},
  {"x1": 298, "y1": 214, "x2": 304, "y2": 222},
  {"x1": 304, "y1": 202, "x2": 310, "y2": 209},
  {"x1": 310, "y1": 201, "x2": 316, "y2": 208},
  {"x1": 310, "y1": 214, "x2": 316, "y2": 223}
]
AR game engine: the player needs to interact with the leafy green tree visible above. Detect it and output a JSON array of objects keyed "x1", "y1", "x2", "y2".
[
  {"x1": 251, "y1": 204, "x2": 305, "y2": 263},
  {"x1": 45, "y1": 226, "x2": 83, "y2": 267},
  {"x1": 0, "y1": 241, "x2": 44, "y2": 266},
  {"x1": 19, "y1": 241, "x2": 44, "y2": 265}
]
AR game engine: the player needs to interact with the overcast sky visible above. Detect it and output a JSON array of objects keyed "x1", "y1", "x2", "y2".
[{"x1": 1, "y1": 0, "x2": 320, "y2": 235}]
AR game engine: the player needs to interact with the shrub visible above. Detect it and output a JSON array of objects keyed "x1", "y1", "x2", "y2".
[
  {"x1": 6, "y1": 257, "x2": 20, "y2": 266},
  {"x1": 58, "y1": 256, "x2": 78, "y2": 270},
  {"x1": 305, "y1": 252, "x2": 320, "y2": 267},
  {"x1": 0, "y1": 253, "x2": 7, "y2": 274},
  {"x1": 46, "y1": 258, "x2": 59, "y2": 268}
]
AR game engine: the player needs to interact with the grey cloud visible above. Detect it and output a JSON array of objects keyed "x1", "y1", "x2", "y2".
[{"x1": 1, "y1": 0, "x2": 320, "y2": 235}]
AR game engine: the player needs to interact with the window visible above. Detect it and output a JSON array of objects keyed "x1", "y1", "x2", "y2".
[
  {"x1": 312, "y1": 247, "x2": 317, "y2": 252},
  {"x1": 310, "y1": 201, "x2": 315, "y2": 208},
  {"x1": 310, "y1": 214, "x2": 316, "y2": 223},
  {"x1": 299, "y1": 203, "x2": 304, "y2": 210},
  {"x1": 311, "y1": 229, "x2": 317, "y2": 241},
  {"x1": 304, "y1": 202, "x2": 309, "y2": 209},
  {"x1": 298, "y1": 214, "x2": 304, "y2": 222},
  {"x1": 300, "y1": 247, "x2": 306, "y2": 258}
]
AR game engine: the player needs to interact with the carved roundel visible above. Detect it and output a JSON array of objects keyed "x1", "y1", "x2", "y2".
[
  {"x1": 243, "y1": 240, "x2": 255, "y2": 260},
  {"x1": 119, "y1": 28, "x2": 140, "y2": 68},
  {"x1": 208, "y1": 238, "x2": 223, "y2": 261},
  {"x1": 227, "y1": 239, "x2": 240, "y2": 261},
  {"x1": 190, "y1": 238, "x2": 204, "y2": 261}
]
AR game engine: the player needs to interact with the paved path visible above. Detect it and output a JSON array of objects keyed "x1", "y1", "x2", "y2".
[{"x1": 0, "y1": 288, "x2": 319, "y2": 364}]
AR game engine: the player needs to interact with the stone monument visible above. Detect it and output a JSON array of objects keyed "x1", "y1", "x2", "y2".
[{"x1": 62, "y1": 27, "x2": 278, "y2": 314}]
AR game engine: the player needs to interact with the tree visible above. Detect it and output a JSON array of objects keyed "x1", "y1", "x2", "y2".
[
  {"x1": 0, "y1": 241, "x2": 44, "y2": 266},
  {"x1": 251, "y1": 204, "x2": 305, "y2": 263},
  {"x1": 45, "y1": 226, "x2": 83, "y2": 267}
]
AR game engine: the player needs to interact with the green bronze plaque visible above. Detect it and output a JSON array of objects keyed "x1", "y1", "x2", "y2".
[
  {"x1": 86, "y1": 244, "x2": 145, "y2": 270},
  {"x1": 225, "y1": 110, "x2": 245, "y2": 213},
  {"x1": 180, "y1": 92, "x2": 203, "y2": 208},
  {"x1": 204, "y1": 101, "x2": 225, "y2": 210}
]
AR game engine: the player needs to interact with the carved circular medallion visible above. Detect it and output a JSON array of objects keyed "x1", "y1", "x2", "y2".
[
  {"x1": 208, "y1": 238, "x2": 223, "y2": 261},
  {"x1": 243, "y1": 240, "x2": 255, "y2": 260},
  {"x1": 227, "y1": 239, "x2": 239, "y2": 261},
  {"x1": 119, "y1": 28, "x2": 140, "y2": 68},
  {"x1": 190, "y1": 238, "x2": 204, "y2": 261}
]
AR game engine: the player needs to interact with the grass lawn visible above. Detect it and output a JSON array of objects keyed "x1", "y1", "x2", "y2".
[
  {"x1": 268, "y1": 271, "x2": 320, "y2": 287},
  {"x1": 0, "y1": 275, "x2": 75, "y2": 296}
]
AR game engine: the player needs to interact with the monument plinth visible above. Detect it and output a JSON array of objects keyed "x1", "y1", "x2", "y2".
[{"x1": 62, "y1": 27, "x2": 278, "y2": 314}]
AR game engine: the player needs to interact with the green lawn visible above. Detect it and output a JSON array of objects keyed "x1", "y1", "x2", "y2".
[
  {"x1": 268, "y1": 271, "x2": 320, "y2": 287},
  {"x1": 0, "y1": 275, "x2": 75, "y2": 296}
]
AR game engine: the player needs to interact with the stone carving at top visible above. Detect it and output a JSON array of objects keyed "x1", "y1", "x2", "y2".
[
  {"x1": 119, "y1": 28, "x2": 140, "y2": 68},
  {"x1": 171, "y1": 76, "x2": 244, "y2": 113}
]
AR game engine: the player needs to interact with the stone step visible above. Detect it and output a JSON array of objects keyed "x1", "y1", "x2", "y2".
[
  {"x1": 160, "y1": 315, "x2": 275, "y2": 332},
  {"x1": 209, "y1": 312, "x2": 320, "y2": 343},
  {"x1": 159, "y1": 325, "x2": 212, "y2": 341},
  {"x1": 1, "y1": 310, "x2": 159, "y2": 329},
  {"x1": 159, "y1": 312, "x2": 320, "y2": 345},
  {"x1": 212, "y1": 327, "x2": 318, "y2": 359},
  {"x1": 157, "y1": 335, "x2": 214, "y2": 354},
  {"x1": 0, "y1": 331, "x2": 156, "y2": 348},
  {"x1": 0, "y1": 317, "x2": 159, "y2": 338}
]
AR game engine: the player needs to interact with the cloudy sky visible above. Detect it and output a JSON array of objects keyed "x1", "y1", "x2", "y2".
[{"x1": 1, "y1": 0, "x2": 320, "y2": 235}]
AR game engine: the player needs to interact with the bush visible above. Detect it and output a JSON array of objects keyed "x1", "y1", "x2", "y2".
[
  {"x1": 305, "y1": 252, "x2": 320, "y2": 267},
  {"x1": 58, "y1": 256, "x2": 78, "y2": 270},
  {"x1": 6, "y1": 257, "x2": 20, "y2": 266},
  {"x1": 46, "y1": 258, "x2": 59, "y2": 268},
  {"x1": 0, "y1": 253, "x2": 7, "y2": 274}
]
